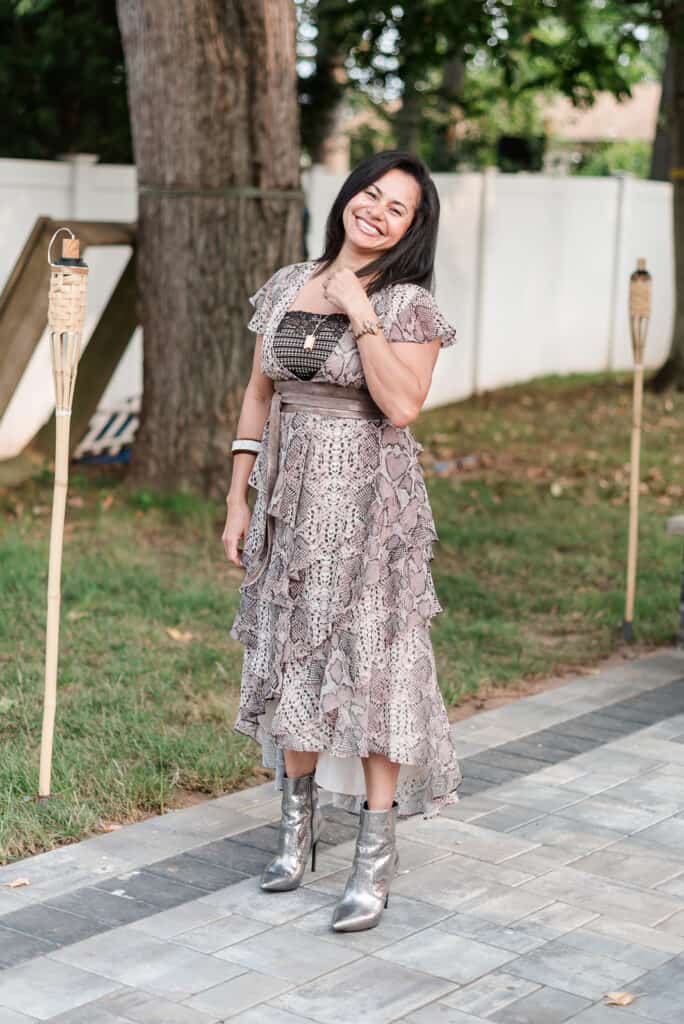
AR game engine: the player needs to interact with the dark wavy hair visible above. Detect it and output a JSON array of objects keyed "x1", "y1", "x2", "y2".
[{"x1": 311, "y1": 150, "x2": 440, "y2": 297}]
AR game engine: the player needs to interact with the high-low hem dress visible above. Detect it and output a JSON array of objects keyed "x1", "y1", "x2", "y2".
[{"x1": 230, "y1": 259, "x2": 463, "y2": 819}]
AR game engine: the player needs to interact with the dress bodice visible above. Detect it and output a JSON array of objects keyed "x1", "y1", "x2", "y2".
[{"x1": 272, "y1": 311, "x2": 350, "y2": 381}]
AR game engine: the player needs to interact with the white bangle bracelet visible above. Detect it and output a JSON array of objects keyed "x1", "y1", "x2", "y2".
[{"x1": 231, "y1": 438, "x2": 261, "y2": 456}]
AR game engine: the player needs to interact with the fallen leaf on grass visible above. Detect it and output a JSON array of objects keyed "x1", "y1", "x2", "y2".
[
  {"x1": 67, "y1": 610, "x2": 89, "y2": 621},
  {"x1": 67, "y1": 496, "x2": 85, "y2": 508},
  {"x1": 101, "y1": 494, "x2": 114, "y2": 510},
  {"x1": 100, "y1": 823, "x2": 122, "y2": 832},
  {"x1": 166, "y1": 627, "x2": 195, "y2": 643},
  {"x1": 3, "y1": 878, "x2": 31, "y2": 888},
  {"x1": 603, "y1": 991, "x2": 636, "y2": 1007}
]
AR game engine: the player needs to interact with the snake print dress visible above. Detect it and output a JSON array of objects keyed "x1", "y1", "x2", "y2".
[{"x1": 229, "y1": 259, "x2": 463, "y2": 817}]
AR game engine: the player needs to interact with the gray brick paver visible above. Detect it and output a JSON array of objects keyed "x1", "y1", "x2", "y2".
[
  {"x1": 488, "y1": 985, "x2": 592, "y2": 1023},
  {"x1": 183, "y1": 971, "x2": 293, "y2": 1019},
  {"x1": 439, "y1": 971, "x2": 540, "y2": 1016},
  {"x1": 0, "y1": 957, "x2": 122, "y2": 1020},
  {"x1": 549, "y1": 795, "x2": 674, "y2": 835},
  {"x1": 229, "y1": 1008, "x2": 320, "y2": 1024},
  {"x1": 94, "y1": 869, "x2": 212, "y2": 910},
  {"x1": 0, "y1": 927, "x2": 58, "y2": 969},
  {"x1": 375, "y1": 925, "x2": 519, "y2": 983},
  {"x1": 214, "y1": 922, "x2": 362, "y2": 983},
  {"x1": 4, "y1": 652, "x2": 684, "y2": 1022},
  {"x1": 402, "y1": 1005, "x2": 492, "y2": 1023},
  {"x1": 79, "y1": 987, "x2": 219, "y2": 1023},
  {"x1": 504, "y1": 942, "x2": 647, "y2": 1000},
  {"x1": 0, "y1": 1009, "x2": 40, "y2": 1024},
  {"x1": 507, "y1": 813, "x2": 625, "y2": 854},
  {"x1": 271, "y1": 956, "x2": 456, "y2": 1024},
  {"x1": 550, "y1": 927, "x2": 676, "y2": 970},
  {"x1": 0, "y1": 905, "x2": 107, "y2": 948},
  {"x1": 46, "y1": 925, "x2": 248, "y2": 998},
  {"x1": 557, "y1": 1006, "x2": 662, "y2": 1023}
]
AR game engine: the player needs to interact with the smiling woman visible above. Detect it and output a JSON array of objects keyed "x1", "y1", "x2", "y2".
[{"x1": 223, "y1": 150, "x2": 460, "y2": 933}]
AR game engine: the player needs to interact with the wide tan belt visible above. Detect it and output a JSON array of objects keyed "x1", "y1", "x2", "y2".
[{"x1": 243, "y1": 379, "x2": 384, "y2": 586}]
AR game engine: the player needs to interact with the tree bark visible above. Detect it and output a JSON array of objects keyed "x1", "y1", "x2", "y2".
[
  {"x1": 116, "y1": 0, "x2": 302, "y2": 493},
  {"x1": 433, "y1": 55, "x2": 465, "y2": 171},
  {"x1": 650, "y1": 25, "x2": 684, "y2": 392},
  {"x1": 302, "y1": 0, "x2": 347, "y2": 166},
  {"x1": 650, "y1": 39, "x2": 673, "y2": 182},
  {"x1": 396, "y1": 74, "x2": 423, "y2": 153}
]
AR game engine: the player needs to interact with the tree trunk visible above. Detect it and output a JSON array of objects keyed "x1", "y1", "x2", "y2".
[
  {"x1": 650, "y1": 25, "x2": 684, "y2": 392},
  {"x1": 650, "y1": 39, "x2": 673, "y2": 182},
  {"x1": 396, "y1": 75, "x2": 423, "y2": 153},
  {"x1": 432, "y1": 55, "x2": 465, "y2": 171},
  {"x1": 303, "y1": 0, "x2": 347, "y2": 167},
  {"x1": 116, "y1": 0, "x2": 302, "y2": 493}
]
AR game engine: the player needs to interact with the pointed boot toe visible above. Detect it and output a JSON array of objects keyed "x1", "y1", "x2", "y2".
[{"x1": 331, "y1": 893, "x2": 387, "y2": 932}]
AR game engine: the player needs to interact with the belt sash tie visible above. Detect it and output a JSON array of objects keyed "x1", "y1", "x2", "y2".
[{"x1": 243, "y1": 379, "x2": 385, "y2": 587}]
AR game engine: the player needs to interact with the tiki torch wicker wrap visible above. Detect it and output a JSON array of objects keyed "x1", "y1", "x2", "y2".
[
  {"x1": 48, "y1": 263, "x2": 88, "y2": 334},
  {"x1": 38, "y1": 228, "x2": 89, "y2": 799},
  {"x1": 629, "y1": 257, "x2": 652, "y2": 364},
  {"x1": 623, "y1": 257, "x2": 652, "y2": 642}
]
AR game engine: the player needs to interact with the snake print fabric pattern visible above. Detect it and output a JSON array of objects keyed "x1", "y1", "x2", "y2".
[{"x1": 230, "y1": 260, "x2": 462, "y2": 817}]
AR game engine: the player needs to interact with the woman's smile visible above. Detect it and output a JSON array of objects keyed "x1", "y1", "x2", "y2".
[{"x1": 355, "y1": 214, "x2": 384, "y2": 237}]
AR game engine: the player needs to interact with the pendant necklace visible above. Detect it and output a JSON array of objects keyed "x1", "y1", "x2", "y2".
[{"x1": 302, "y1": 312, "x2": 329, "y2": 351}]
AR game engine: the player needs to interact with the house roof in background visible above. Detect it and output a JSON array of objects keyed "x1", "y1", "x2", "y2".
[{"x1": 539, "y1": 80, "x2": 661, "y2": 142}]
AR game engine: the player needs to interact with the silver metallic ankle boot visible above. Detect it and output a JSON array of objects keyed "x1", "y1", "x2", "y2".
[
  {"x1": 260, "y1": 771, "x2": 322, "y2": 892},
  {"x1": 331, "y1": 800, "x2": 399, "y2": 932}
]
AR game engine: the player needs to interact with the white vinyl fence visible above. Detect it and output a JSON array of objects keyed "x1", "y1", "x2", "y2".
[{"x1": 0, "y1": 156, "x2": 675, "y2": 460}]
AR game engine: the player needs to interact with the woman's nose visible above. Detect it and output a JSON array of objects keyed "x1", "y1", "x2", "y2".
[{"x1": 364, "y1": 202, "x2": 384, "y2": 223}]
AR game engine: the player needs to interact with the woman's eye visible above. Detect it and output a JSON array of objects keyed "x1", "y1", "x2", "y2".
[
  {"x1": 390, "y1": 208, "x2": 402, "y2": 216},
  {"x1": 365, "y1": 189, "x2": 377, "y2": 198}
]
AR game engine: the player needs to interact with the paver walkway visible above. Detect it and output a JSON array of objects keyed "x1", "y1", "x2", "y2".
[{"x1": 2, "y1": 650, "x2": 684, "y2": 1023}]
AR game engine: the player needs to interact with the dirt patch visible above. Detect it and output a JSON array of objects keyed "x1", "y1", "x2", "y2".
[
  {"x1": 447, "y1": 641, "x2": 674, "y2": 722},
  {"x1": 158, "y1": 766, "x2": 276, "y2": 816}
]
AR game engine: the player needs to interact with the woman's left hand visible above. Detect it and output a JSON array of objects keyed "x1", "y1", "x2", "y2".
[{"x1": 323, "y1": 267, "x2": 372, "y2": 318}]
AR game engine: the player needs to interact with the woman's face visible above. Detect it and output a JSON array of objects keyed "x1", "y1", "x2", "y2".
[{"x1": 342, "y1": 168, "x2": 420, "y2": 254}]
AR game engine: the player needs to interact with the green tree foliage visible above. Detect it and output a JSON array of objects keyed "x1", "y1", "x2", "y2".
[
  {"x1": 0, "y1": 0, "x2": 132, "y2": 161},
  {"x1": 296, "y1": 0, "x2": 666, "y2": 170}
]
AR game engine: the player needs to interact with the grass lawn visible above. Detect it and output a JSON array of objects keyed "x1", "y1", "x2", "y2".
[{"x1": 1, "y1": 371, "x2": 682, "y2": 862}]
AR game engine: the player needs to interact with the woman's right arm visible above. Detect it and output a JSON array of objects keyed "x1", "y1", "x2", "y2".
[{"x1": 222, "y1": 334, "x2": 274, "y2": 567}]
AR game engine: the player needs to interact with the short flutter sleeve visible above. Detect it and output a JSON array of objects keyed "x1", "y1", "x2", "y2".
[
  {"x1": 247, "y1": 269, "x2": 280, "y2": 334},
  {"x1": 383, "y1": 284, "x2": 457, "y2": 348}
]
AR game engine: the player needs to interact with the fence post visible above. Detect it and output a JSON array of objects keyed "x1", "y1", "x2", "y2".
[
  {"x1": 472, "y1": 165, "x2": 496, "y2": 396},
  {"x1": 57, "y1": 153, "x2": 99, "y2": 219},
  {"x1": 606, "y1": 171, "x2": 632, "y2": 371}
]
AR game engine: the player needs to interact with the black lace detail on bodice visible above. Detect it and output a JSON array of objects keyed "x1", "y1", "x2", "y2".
[{"x1": 273, "y1": 310, "x2": 349, "y2": 381}]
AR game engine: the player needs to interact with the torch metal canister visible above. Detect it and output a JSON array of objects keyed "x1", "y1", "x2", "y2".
[
  {"x1": 38, "y1": 228, "x2": 89, "y2": 799},
  {"x1": 622, "y1": 258, "x2": 652, "y2": 643}
]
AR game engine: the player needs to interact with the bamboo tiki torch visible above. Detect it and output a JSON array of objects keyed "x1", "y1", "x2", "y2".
[
  {"x1": 622, "y1": 257, "x2": 652, "y2": 643},
  {"x1": 38, "y1": 228, "x2": 89, "y2": 799}
]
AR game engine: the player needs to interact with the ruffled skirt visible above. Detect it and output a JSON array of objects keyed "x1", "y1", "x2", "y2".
[{"x1": 229, "y1": 409, "x2": 462, "y2": 817}]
